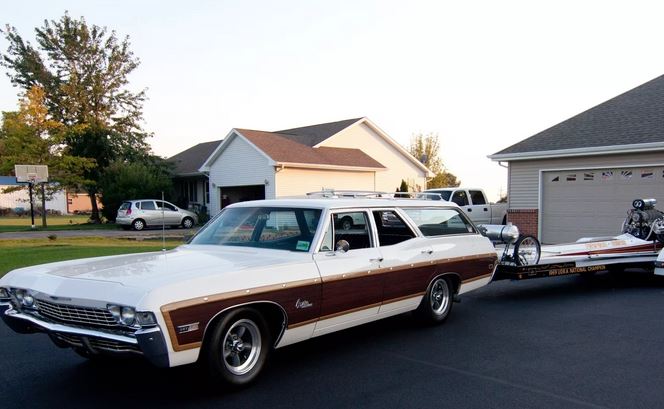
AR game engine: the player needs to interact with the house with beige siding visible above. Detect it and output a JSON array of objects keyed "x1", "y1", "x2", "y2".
[
  {"x1": 490, "y1": 75, "x2": 664, "y2": 244},
  {"x1": 199, "y1": 117, "x2": 431, "y2": 215}
]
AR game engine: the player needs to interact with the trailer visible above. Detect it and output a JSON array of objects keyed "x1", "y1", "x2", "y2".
[{"x1": 492, "y1": 234, "x2": 663, "y2": 281}]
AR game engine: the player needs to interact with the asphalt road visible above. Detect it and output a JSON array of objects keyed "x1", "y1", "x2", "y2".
[{"x1": 2, "y1": 271, "x2": 664, "y2": 409}]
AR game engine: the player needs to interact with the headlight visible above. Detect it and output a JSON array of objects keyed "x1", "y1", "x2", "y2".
[
  {"x1": 136, "y1": 311, "x2": 157, "y2": 326},
  {"x1": 120, "y1": 306, "x2": 136, "y2": 326},
  {"x1": 0, "y1": 287, "x2": 9, "y2": 299},
  {"x1": 108, "y1": 304, "x2": 155, "y2": 327}
]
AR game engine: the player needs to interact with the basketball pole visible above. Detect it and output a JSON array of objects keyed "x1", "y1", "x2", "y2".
[
  {"x1": 28, "y1": 182, "x2": 35, "y2": 229},
  {"x1": 41, "y1": 182, "x2": 47, "y2": 228}
]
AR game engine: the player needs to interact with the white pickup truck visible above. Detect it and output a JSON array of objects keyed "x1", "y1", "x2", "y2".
[{"x1": 420, "y1": 188, "x2": 507, "y2": 225}]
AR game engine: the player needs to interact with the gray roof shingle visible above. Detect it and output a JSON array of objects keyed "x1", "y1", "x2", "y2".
[
  {"x1": 168, "y1": 140, "x2": 222, "y2": 176},
  {"x1": 493, "y1": 75, "x2": 664, "y2": 156},
  {"x1": 276, "y1": 118, "x2": 363, "y2": 146}
]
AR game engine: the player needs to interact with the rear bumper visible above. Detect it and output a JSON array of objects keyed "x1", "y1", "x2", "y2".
[
  {"x1": 1, "y1": 303, "x2": 169, "y2": 367},
  {"x1": 115, "y1": 217, "x2": 133, "y2": 226}
]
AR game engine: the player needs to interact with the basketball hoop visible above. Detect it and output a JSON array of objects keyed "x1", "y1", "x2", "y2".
[
  {"x1": 27, "y1": 173, "x2": 38, "y2": 184},
  {"x1": 15, "y1": 165, "x2": 49, "y2": 184}
]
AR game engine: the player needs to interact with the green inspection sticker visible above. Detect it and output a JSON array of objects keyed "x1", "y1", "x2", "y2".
[{"x1": 296, "y1": 241, "x2": 310, "y2": 251}]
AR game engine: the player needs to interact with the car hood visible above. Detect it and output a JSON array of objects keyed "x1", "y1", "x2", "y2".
[{"x1": 1, "y1": 245, "x2": 311, "y2": 294}]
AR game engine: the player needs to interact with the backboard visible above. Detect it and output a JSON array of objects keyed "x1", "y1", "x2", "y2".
[{"x1": 15, "y1": 164, "x2": 49, "y2": 183}]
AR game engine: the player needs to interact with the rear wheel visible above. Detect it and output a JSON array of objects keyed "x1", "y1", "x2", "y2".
[
  {"x1": 132, "y1": 219, "x2": 146, "y2": 231},
  {"x1": 514, "y1": 235, "x2": 541, "y2": 266},
  {"x1": 204, "y1": 308, "x2": 270, "y2": 386},
  {"x1": 416, "y1": 276, "x2": 453, "y2": 323}
]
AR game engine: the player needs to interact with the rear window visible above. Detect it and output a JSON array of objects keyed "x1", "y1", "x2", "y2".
[
  {"x1": 119, "y1": 202, "x2": 131, "y2": 210},
  {"x1": 403, "y1": 208, "x2": 476, "y2": 236}
]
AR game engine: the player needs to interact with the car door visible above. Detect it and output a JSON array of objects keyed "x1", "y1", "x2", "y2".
[
  {"x1": 370, "y1": 209, "x2": 435, "y2": 314},
  {"x1": 138, "y1": 200, "x2": 159, "y2": 225},
  {"x1": 468, "y1": 190, "x2": 491, "y2": 224},
  {"x1": 156, "y1": 200, "x2": 180, "y2": 224},
  {"x1": 451, "y1": 190, "x2": 475, "y2": 222},
  {"x1": 312, "y1": 210, "x2": 383, "y2": 336}
]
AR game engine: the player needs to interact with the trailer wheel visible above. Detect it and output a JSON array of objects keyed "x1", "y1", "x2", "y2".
[{"x1": 514, "y1": 235, "x2": 541, "y2": 266}]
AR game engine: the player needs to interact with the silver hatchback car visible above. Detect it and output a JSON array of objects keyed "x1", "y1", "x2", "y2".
[{"x1": 115, "y1": 199, "x2": 198, "y2": 231}]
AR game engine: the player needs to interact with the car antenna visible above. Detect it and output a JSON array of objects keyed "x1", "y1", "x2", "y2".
[{"x1": 161, "y1": 191, "x2": 166, "y2": 252}]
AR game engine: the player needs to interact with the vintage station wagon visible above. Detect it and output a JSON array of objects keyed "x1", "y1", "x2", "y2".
[{"x1": 0, "y1": 196, "x2": 498, "y2": 385}]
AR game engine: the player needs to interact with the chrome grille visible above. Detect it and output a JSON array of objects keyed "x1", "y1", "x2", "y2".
[
  {"x1": 35, "y1": 299, "x2": 118, "y2": 328},
  {"x1": 54, "y1": 333, "x2": 140, "y2": 353}
]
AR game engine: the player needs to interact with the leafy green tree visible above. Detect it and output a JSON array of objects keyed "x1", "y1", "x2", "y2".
[
  {"x1": 98, "y1": 160, "x2": 174, "y2": 222},
  {"x1": 1, "y1": 13, "x2": 150, "y2": 222},
  {"x1": 408, "y1": 133, "x2": 460, "y2": 189}
]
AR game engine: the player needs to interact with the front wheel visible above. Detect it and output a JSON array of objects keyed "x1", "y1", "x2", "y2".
[
  {"x1": 416, "y1": 276, "x2": 453, "y2": 323},
  {"x1": 204, "y1": 308, "x2": 270, "y2": 386},
  {"x1": 181, "y1": 217, "x2": 194, "y2": 229}
]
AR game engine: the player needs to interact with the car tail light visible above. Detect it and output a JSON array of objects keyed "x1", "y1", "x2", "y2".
[{"x1": 126, "y1": 208, "x2": 132, "y2": 215}]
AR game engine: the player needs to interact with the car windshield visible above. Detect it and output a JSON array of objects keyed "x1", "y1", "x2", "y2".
[
  {"x1": 418, "y1": 191, "x2": 452, "y2": 201},
  {"x1": 190, "y1": 207, "x2": 322, "y2": 252}
]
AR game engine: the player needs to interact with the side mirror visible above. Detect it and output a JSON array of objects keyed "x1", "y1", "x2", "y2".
[{"x1": 335, "y1": 240, "x2": 350, "y2": 253}]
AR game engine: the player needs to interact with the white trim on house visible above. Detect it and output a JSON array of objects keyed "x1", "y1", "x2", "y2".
[
  {"x1": 324, "y1": 118, "x2": 432, "y2": 176},
  {"x1": 199, "y1": 129, "x2": 276, "y2": 172},
  {"x1": 488, "y1": 142, "x2": 664, "y2": 161},
  {"x1": 274, "y1": 162, "x2": 385, "y2": 172},
  {"x1": 537, "y1": 162, "x2": 664, "y2": 241}
]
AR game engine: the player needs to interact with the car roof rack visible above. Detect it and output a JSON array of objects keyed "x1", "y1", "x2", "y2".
[{"x1": 305, "y1": 189, "x2": 446, "y2": 200}]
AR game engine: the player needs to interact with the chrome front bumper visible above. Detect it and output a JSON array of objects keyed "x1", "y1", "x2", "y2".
[{"x1": 1, "y1": 303, "x2": 169, "y2": 367}]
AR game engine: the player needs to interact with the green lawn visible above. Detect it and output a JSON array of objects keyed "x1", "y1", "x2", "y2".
[
  {"x1": 0, "y1": 237, "x2": 180, "y2": 277},
  {"x1": 0, "y1": 215, "x2": 118, "y2": 232}
]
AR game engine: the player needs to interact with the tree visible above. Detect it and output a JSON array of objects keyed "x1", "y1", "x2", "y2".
[
  {"x1": 98, "y1": 160, "x2": 174, "y2": 222},
  {"x1": 1, "y1": 13, "x2": 150, "y2": 222},
  {"x1": 408, "y1": 133, "x2": 460, "y2": 189}
]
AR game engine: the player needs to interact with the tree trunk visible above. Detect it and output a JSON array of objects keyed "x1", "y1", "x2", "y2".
[{"x1": 88, "y1": 190, "x2": 101, "y2": 223}]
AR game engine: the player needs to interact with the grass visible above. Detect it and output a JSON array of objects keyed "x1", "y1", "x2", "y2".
[
  {"x1": 0, "y1": 215, "x2": 118, "y2": 232},
  {"x1": 0, "y1": 237, "x2": 181, "y2": 277}
]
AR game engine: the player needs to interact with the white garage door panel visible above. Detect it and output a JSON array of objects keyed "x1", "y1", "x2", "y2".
[{"x1": 541, "y1": 167, "x2": 664, "y2": 244}]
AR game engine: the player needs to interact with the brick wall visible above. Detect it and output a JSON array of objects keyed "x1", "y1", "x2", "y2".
[{"x1": 507, "y1": 209, "x2": 538, "y2": 238}]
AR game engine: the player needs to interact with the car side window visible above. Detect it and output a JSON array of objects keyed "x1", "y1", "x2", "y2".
[
  {"x1": 157, "y1": 201, "x2": 177, "y2": 211},
  {"x1": 403, "y1": 208, "x2": 476, "y2": 236},
  {"x1": 331, "y1": 211, "x2": 372, "y2": 251},
  {"x1": 451, "y1": 191, "x2": 469, "y2": 206},
  {"x1": 141, "y1": 201, "x2": 156, "y2": 210},
  {"x1": 372, "y1": 210, "x2": 416, "y2": 246},
  {"x1": 469, "y1": 190, "x2": 486, "y2": 205}
]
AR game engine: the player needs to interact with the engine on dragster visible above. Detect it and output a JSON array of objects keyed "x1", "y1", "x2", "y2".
[{"x1": 622, "y1": 198, "x2": 664, "y2": 243}]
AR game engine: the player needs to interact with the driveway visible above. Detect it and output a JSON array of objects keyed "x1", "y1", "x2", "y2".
[{"x1": 1, "y1": 271, "x2": 663, "y2": 408}]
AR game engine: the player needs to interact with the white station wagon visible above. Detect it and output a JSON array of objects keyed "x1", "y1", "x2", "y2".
[{"x1": 0, "y1": 196, "x2": 498, "y2": 385}]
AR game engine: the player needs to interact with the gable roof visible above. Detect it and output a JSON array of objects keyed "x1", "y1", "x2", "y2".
[
  {"x1": 276, "y1": 118, "x2": 363, "y2": 147},
  {"x1": 236, "y1": 129, "x2": 385, "y2": 169},
  {"x1": 168, "y1": 140, "x2": 222, "y2": 176},
  {"x1": 490, "y1": 74, "x2": 664, "y2": 161}
]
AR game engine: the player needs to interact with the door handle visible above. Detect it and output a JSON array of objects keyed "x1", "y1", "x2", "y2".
[
  {"x1": 484, "y1": 208, "x2": 488, "y2": 211},
  {"x1": 369, "y1": 257, "x2": 384, "y2": 263},
  {"x1": 467, "y1": 208, "x2": 472, "y2": 212},
  {"x1": 421, "y1": 249, "x2": 433, "y2": 255}
]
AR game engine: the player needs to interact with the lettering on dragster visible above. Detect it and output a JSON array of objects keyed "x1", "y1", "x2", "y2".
[{"x1": 160, "y1": 252, "x2": 497, "y2": 352}]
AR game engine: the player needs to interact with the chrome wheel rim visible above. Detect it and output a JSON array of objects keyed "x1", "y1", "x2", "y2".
[
  {"x1": 222, "y1": 319, "x2": 261, "y2": 376},
  {"x1": 133, "y1": 220, "x2": 144, "y2": 230},
  {"x1": 517, "y1": 237, "x2": 539, "y2": 265},
  {"x1": 430, "y1": 279, "x2": 450, "y2": 315},
  {"x1": 183, "y1": 218, "x2": 193, "y2": 228}
]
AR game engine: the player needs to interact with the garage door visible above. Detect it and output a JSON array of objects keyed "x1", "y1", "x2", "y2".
[{"x1": 541, "y1": 166, "x2": 664, "y2": 244}]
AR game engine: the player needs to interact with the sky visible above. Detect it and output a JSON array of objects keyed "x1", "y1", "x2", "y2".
[{"x1": 2, "y1": 0, "x2": 664, "y2": 201}]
